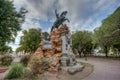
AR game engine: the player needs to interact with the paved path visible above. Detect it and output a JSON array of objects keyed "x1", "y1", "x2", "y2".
[
  {"x1": 78, "y1": 57, "x2": 120, "y2": 80},
  {"x1": 0, "y1": 72, "x2": 5, "y2": 80}
]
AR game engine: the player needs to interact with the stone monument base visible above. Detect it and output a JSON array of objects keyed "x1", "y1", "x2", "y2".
[{"x1": 61, "y1": 63, "x2": 84, "y2": 74}]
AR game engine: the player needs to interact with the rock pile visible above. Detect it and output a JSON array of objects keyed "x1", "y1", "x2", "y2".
[
  {"x1": 28, "y1": 24, "x2": 83, "y2": 74},
  {"x1": 28, "y1": 25, "x2": 69, "y2": 72}
]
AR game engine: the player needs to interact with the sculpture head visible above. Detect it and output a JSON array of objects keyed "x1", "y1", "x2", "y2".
[{"x1": 60, "y1": 11, "x2": 68, "y2": 17}]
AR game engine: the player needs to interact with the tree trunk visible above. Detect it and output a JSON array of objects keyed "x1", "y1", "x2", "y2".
[
  {"x1": 79, "y1": 53, "x2": 81, "y2": 57},
  {"x1": 105, "y1": 51, "x2": 108, "y2": 57},
  {"x1": 104, "y1": 46, "x2": 108, "y2": 57},
  {"x1": 84, "y1": 51, "x2": 87, "y2": 61},
  {"x1": 89, "y1": 52, "x2": 92, "y2": 56},
  {"x1": 78, "y1": 51, "x2": 81, "y2": 57},
  {"x1": 83, "y1": 51, "x2": 86, "y2": 57}
]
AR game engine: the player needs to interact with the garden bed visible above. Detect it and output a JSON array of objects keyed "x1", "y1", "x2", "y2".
[{"x1": 0, "y1": 66, "x2": 8, "y2": 73}]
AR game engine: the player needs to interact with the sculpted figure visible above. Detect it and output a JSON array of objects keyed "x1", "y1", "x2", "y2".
[{"x1": 51, "y1": 9, "x2": 70, "y2": 32}]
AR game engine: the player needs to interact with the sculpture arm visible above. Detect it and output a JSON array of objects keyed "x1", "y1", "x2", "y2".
[{"x1": 55, "y1": 9, "x2": 59, "y2": 19}]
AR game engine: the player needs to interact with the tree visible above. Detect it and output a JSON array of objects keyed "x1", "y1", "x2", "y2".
[
  {"x1": 0, "y1": 0, "x2": 27, "y2": 52},
  {"x1": 72, "y1": 31, "x2": 93, "y2": 57},
  {"x1": 92, "y1": 28, "x2": 111, "y2": 57},
  {"x1": 92, "y1": 7, "x2": 120, "y2": 57},
  {"x1": 16, "y1": 28, "x2": 42, "y2": 53},
  {"x1": 102, "y1": 7, "x2": 120, "y2": 53},
  {"x1": 42, "y1": 32, "x2": 49, "y2": 40}
]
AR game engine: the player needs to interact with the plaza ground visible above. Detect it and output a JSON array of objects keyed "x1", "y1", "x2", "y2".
[
  {"x1": 0, "y1": 56, "x2": 120, "y2": 80},
  {"x1": 78, "y1": 57, "x2": 120, "y2": 80}
]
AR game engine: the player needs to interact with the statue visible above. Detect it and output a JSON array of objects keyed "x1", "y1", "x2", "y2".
[{"x1": 51, "y1": 9, "x2": 70, "y2": 32}]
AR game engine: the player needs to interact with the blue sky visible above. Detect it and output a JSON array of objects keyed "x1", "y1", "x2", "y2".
[{"x1": 9, "y1": 0, "x2": 120, "y2": 51}]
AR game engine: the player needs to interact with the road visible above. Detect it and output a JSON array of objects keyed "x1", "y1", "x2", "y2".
[{"x1": 78, "y1": 57, "x2": 120, "y2": 80}]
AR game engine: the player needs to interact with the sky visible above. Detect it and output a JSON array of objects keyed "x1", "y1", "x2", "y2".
[{"x1": 9, "y1": 0, "x2": 120, "y2": 51}]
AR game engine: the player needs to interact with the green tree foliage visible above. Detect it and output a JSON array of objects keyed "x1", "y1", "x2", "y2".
[
  {"x1": 16, "y1": 28, "x2": 42, "y2": 53},
  {"x1": 0, "y1": 0, "x2": 21, "y2": 46},
  {"x1": 42, "y1": 32, "x2": 49, "y2": 40},
  {"x1": 92, "y1": 28, "x2": 111, "y2": 57},
  {"x1": 0, "y1": 55, "x2": 13, "y2": 66},
  {"x1": 0, "y1": 0, "x2": 28, "y2": 52},
  {"x1": 72, "y1": 31, "x2": 93, "y2": 57},
  {"x1": 92, "y1": 7, "x2": 120, "y2": 57},
  {"x1": 0, "y1": 45, "x2": 12, "y2": 53}
]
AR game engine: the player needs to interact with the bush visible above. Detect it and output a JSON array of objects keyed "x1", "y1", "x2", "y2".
[
  {"x1": 20, "y1": 55, "x2": 31, "y2": 66},
  {"x1": 4, "y1": 63, "x2": 25, "y2": 79},
  {"x1": 0, "y1": 55, "x2": 13, "y2": 66},
  {"x1": 30, "y1": 57, "x2": 49, "y2": 75},
  {"x1": 23, "y1": 67, "x2": 35, "y2": 79}
]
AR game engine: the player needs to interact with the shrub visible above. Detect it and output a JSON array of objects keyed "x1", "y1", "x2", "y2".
[
  {"x1": 20, "y1": 55, "x2": 31, "y2": 66},
  {"x1": 23, "y1": 67, "x2": 35, "y2": 79},
  {"x1": 0, "y1": 55, "x2": 13, "y2": 66},
  {"x1": 4, "y1": 63, "x2": 25, "y2": 79},
  {"x1": 30, "y1": 57, "x2": 49, "y2": 75}
]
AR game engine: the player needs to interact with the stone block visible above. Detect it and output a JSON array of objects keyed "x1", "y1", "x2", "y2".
[
  {"x1": 50, "y1": 56, "x2": 60, "y2": 67},
  {"x1": 56, "y1": 53, "x2": 62, "y2": 57},
  {"x1": 67, "y1": 63, "x2": 84, "y2": 74},
  {"x1": 44, "y1": 49, "x2": 55, "y2": 58},
  {"x1": 56, "y1": 41, "x2": 62, "y2": 46},
  {"x1": 55, "y1": 46, "x2": 62, "y2": 52}
]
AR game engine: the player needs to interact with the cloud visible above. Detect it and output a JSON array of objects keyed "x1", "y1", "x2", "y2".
[
  {"x1": 14, "y1": 0, "x2": 120, "y2": 31},
  {"x1": 21, "y1": 18, "x2": 41, "y2": 30},
  {"x1": 11, "y1": 0, "x2": 120, "y2": 51}
]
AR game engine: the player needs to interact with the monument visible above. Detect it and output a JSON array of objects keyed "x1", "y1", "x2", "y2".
[{"x1": 28, "y1": 9, "x2": 83, "y2": 74}]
